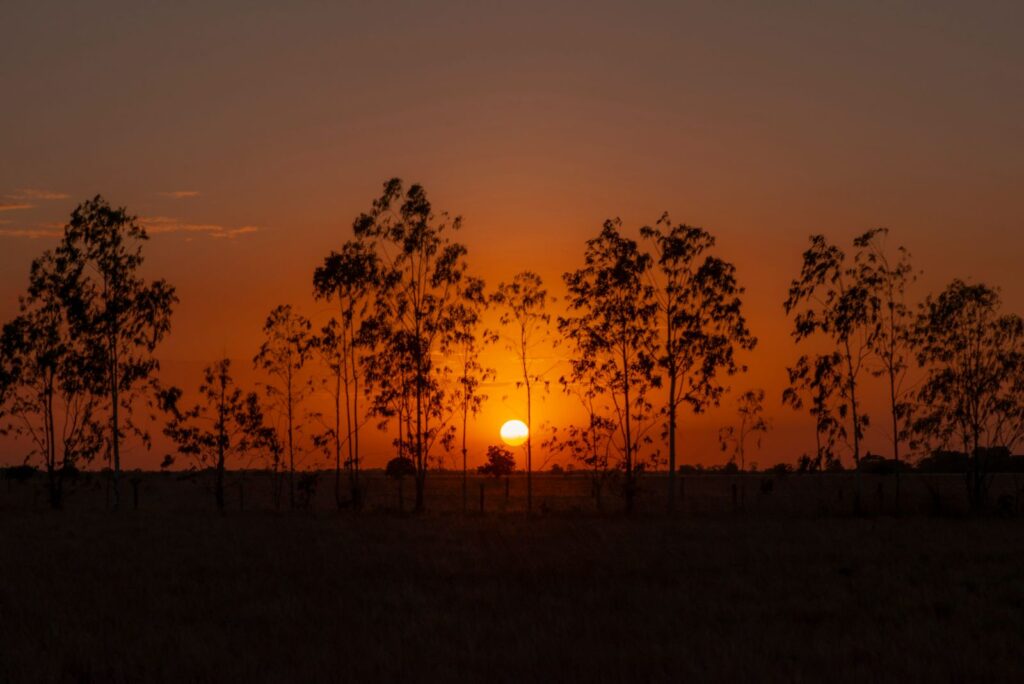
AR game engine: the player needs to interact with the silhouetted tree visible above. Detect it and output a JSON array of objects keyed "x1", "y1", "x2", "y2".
[
  {"x1": 544, "y1": 376, "x2": 618, "y2": 512},
  {"x1": 856, "y1": 228, "x2": 916, "y2": 510},
  {"x1": 641, "y1": 214, "x2": 755, "y2": 512},
  {"x1": 313, "y1": 240, "x2": 379, "y2": 510},
  {"x1": 445, "y1": 276, "x2": 495, "y2": 513},
  {"x1": 785, "y1": 233, "x2": 877, "y2": 512},
  {"x1": 912, "y1": 280, "x2": 1024, "y2": 511},
  {"x1": 478, "y1": 444, "x2": 516, "y2": 478},
  {"x1": 718, "y1": 389, "x2": 771, "y2": 473},
  {"x1": 560, "y1": 219, "x2": 659, "y2": 513},
  {"x1": 254, "y1": 304, "x2": 314, "y2": 510},
  {"x1": 492, "y1": 271, "x2": 551, "y2": 514},
  {"x1": 0, "y1": 250, "x2": 104, "y2": 509},
  {"x1": 158, "y1": 359, "x2": 267, "y2": 512},
  {"x1": 55, "y1": 196, "x2": 177, "y2": 510},
  {"x1": 783, "y1": 353, "x2": 847, "y2": 471},
  {"x1": 354, "y1": 178, "x2": 468, "y2": 512}
]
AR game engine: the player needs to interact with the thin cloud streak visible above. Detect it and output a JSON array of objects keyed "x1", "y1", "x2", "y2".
[
  {"x1": 142, "y1": 216, "x2": 259, "y2": 240},
  {"x1": 0, "y1": 228, "x2": 62, "y2": 239},
  {"x1": 7, "y1": 189, "x2": 70, "y2": 201},
  {"x1": 0, "y1": 203, "x2": 34, "y2": 212},
  {"x1": 158, "y1": 191, "x2": 201, "y2": 199}
]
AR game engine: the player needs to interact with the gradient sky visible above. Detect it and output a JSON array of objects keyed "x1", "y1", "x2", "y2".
[{"x1": 2, "y1": 0, "x2": 1023, "y2": 470}]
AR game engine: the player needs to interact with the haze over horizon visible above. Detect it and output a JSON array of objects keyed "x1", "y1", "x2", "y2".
[{"x1": 3, "y1": 0, "x2": 1023, "y2": 470}]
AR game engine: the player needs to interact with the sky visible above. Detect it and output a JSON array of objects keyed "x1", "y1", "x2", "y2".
[{"x1": 2, "y1": 0, "x2": 1023, "y2": 470}]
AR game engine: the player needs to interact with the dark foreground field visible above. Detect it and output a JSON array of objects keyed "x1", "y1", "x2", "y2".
[{"x1": 2, "y1": 512, "x2": 1024, "y2": 682}]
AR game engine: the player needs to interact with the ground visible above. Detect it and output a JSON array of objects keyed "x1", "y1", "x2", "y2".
[{"x1": 2, "y1": 507, "x2": 1024, "y2": 682}]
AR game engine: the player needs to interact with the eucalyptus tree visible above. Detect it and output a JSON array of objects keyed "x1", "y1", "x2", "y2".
[
  {"x1": 785, "y1": 233, "x2": 878, "y2": 511},
  {"x1": 0, "y1": 250, "x2": 104, "y2": 509},
  {"x1": 544, "y1": 374, "x2": 618, "y2": 511},
  {"x1": 718, "y1": 389, "x2": 771, "y2": 473},
  {"x1": 782, "y1": 353, "x2": 847, "y2": 471},
  {"x1": 559, "y1": 219, "x2": 659, "y2": 513},
  {"x1": 492, "y1": 271, "x2": 551, "y2": 513},
  {"x1": 54, "y1": 196, "x2": 177, "y2": 510},
  {"x1": 353, "y1": 178, "x2": 469, "y2": 512},
  {"x1": 158, "y1": 359, "x2": 267, "y2": 512},
  {"x1": 446, "y1": 276, "x2": 496, "y2": 512},
  {"x1": 641, "y1": 214, "x2": 755, "y2": 512},
  {"x1": 856, "y1": 228, "x2": 916, "y2": 509},
  {"x1": 313, "y1": 240, "x2": 380, "y2": 510},
  {"x1": 913, "y1": 280, "x2": 1024, "y2": 511},
  {"x1": 254, "y1": 304, "x2": 315, "y2": 509}
]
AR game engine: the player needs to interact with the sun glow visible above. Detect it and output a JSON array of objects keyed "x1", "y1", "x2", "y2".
[{"x1": 499, "y1": 419, "x2": 529, "y2": 447}]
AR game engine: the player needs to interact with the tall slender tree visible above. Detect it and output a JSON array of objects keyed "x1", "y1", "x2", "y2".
[
  {"x1": 446, "y1": 276, "x2": 496, "y2": 513},
  {"x1": 55, "y1": 196, "x2": 177, "y2": 510},
  {"x1": 492, "y1": 271, "x2": 551, "y2": 514},
  {"x1": 313, "y1": 240, "x2": 380, "y2": 509},
  {"x1": 158, "y1": 359, "x2": 267, "y2": 512},
  {"x1": 254, "y1": 304, "x2": 314, "y2": 510},
  {"x1": 560, "y1": 219, "x2": 660, "y2": 513},
  {"x1": 0, "y1": 250, "x2": 105, "y2": 509},
  {"x1": 785, "y1": 233, "x2": 877, "y2": 512},
  {"x1": 641, "y1": 214, "x2": 754, "y2": 512},
  {"x1": 913, "y1": 280, "x2": 1024, "y2": 511},
  {"x1": 856, "y1": 228, "x2": 916, "y2": 510},
  {"x1": 354, "y1": 178, "x2": 468, "y2": 512}
]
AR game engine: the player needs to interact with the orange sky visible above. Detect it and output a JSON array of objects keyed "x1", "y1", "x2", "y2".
[{"x1": 2, "y1": 1, "x2": 1023, "y2": 470}]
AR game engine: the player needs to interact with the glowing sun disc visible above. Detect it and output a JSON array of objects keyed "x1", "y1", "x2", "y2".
[{"x1": 500, "y1": 419, "x2": 529, "y2": 447}]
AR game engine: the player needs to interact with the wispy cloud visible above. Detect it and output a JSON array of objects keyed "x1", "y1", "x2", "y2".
[
  {"x1": 8, "y1": 188, "x2": 70, "y2": 201},
  {"x1": 158, "y1": 191, "x2": 201, "y2": 199},
  {"x1": 0, "y1": 202, "x2": 34, "y2": 212},
  {"x1": 0, "y1": 227, "x2": 62, "y2": 239},
  {"x1": 141, "y1": 216, "x2": 259, "y2": 240}
]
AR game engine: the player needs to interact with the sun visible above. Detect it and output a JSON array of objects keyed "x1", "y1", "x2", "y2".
[{"x1": 500, "y1": 419, "x2": 529, "y2": 447}]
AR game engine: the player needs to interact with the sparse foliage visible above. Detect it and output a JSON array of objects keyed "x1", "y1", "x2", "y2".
[
  {"x1": 493, "y1": 271, "x2": 551, "y2": 513},
  {"x1": 641, "y1": 214, "x2": 755, "y2": 511}
]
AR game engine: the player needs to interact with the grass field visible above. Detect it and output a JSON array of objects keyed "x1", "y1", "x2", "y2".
[{"x1": 2, "y1": 503, "x2": 1024, "y2": 682}]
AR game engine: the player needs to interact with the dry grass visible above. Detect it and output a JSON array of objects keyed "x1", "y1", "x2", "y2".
[{"x1": 2, "y1": 509, "x2": 1024, "y2": 682}]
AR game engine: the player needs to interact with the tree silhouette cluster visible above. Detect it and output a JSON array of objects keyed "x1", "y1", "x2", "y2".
[{"x1": 2, "y1": 187, "x2": 1023, "y2": 515}]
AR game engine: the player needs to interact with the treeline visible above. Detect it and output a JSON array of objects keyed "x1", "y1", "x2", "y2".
[{"x1": 1, "y1": 180, "x2": 1022, "y2": 515}]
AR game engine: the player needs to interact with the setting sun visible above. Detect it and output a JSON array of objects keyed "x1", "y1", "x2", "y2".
[{"x1": 499, "y1": 420, "x2": 529, "y2": 447}]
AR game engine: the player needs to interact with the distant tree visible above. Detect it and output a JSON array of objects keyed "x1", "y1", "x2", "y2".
[
  {"x1": 492, "y1": 271, "x2": 551, "y2": 514},
  {"x1": 783, "y1": 353, "x2": 847, "y2": 471},
  {"x1": 856, "y1": 228, "x2": 916, "y2": 510},
  {"x1": 254, "y1": 304, "x2": 314, "y2": 510},
  {"x1": 912, "y1": 280, "x2": 1024, "y2": 511},
  {"x1": 641, "y1": 214, "x2": 755, "y2": 512},
  {"x1": 55, "y1": 196, "x2": 177, "y2": 510},
  {"x1": 478, "y1": 445, "x2": 516, "y2": 478},
  {"x1": 718, "y1": 389, "x2": 771, "y2": 511},
  {"x1": 313, "y1": 239, "x2": 380, "y2": 510},
  {"x1": 158, "y1": 359, "x2": 267, "y2": 512},
  {"x1": 718, "y1": 389, "x2": 771, "y2": 473},
  {"x1": 0, "y1": 250, "x2": 105, "y2": 509},
  {"x1": 543, "y1": 405, "x2": 617, "y2": 512},
  {"x1": 446, "y1": 276, "x2": 496, "y2": 512},
  {"x1": 354, "y1": 178, "x2": 468, "y2": 512},
  {"x1": 785, "y1": 233, "x2": 878, "y2": 512},
  {"x1": 560, "y1": 219, "x2": 660, "y2": 513}
]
